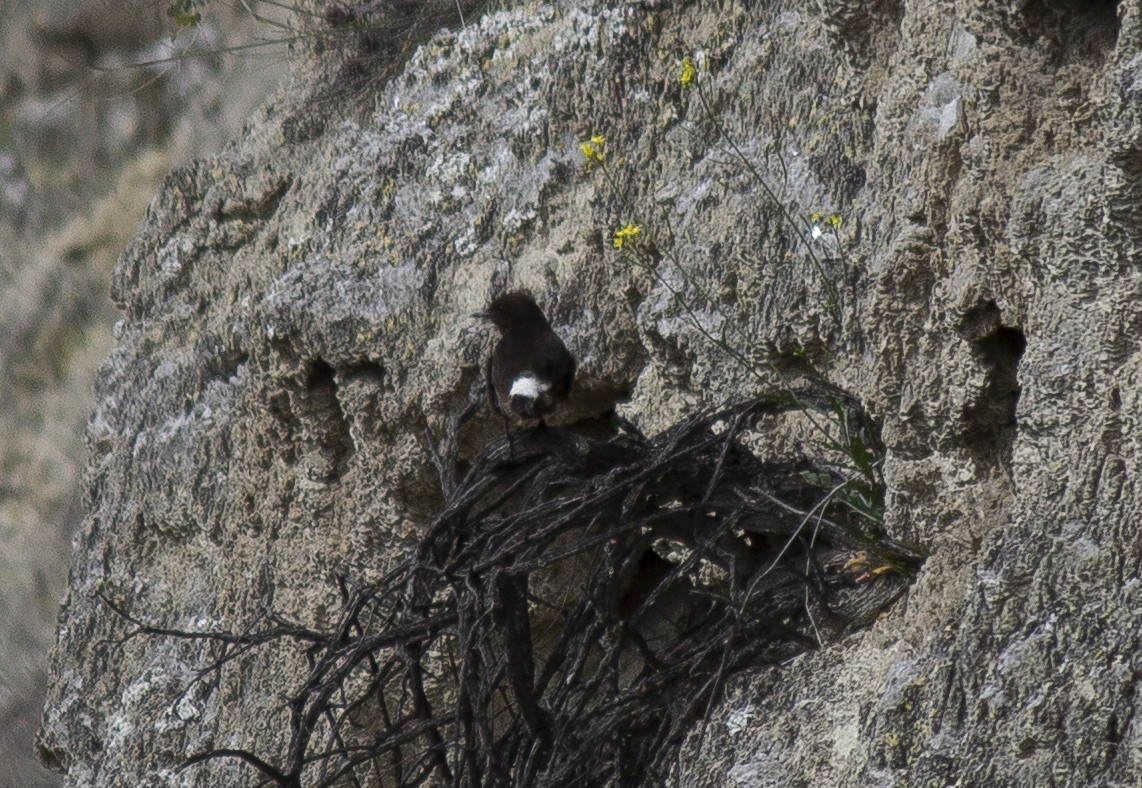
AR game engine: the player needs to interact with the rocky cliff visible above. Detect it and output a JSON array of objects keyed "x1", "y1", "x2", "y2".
[{"x1": 38, "y1": 0, "x2": 1142, "y2": 785}]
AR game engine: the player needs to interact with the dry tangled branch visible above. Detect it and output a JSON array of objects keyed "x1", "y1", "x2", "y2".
[{"x1": 104, "y1": 387, "x2": 923, "y2": 786}]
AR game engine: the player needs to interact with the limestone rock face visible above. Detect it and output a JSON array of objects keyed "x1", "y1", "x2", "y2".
[{"x1": 38, "y1": 0, "x2": 1142, "y2": 785}]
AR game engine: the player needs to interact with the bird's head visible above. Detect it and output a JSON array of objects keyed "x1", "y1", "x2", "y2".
[{"x1": 474, "y1": 291, "x2": 552, "y2": 334}]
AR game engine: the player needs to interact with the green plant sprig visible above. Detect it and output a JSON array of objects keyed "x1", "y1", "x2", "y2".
[{"x1": 578, "y1": 56, "x2": 883, "y2": 531}]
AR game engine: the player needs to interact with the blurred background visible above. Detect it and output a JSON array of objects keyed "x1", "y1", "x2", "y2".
[{"x1": 0, "y1": 1, "x2": 286, "y2": 783}]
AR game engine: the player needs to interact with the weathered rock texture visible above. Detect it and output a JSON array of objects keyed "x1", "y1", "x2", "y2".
[
  {"x1": 0, "y1": 2, "x2": 283, "y2": 785},
  {"x1": 38, "y1": 0, "x2": 1142, "y2": 784}
]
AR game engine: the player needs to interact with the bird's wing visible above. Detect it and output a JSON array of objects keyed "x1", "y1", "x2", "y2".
[
  {"x1": 541, "y1": 334, "x2": 575, "y2": 397},
  {"x1": 484, "y1": 348, "x2": 502, "y2": 414}
]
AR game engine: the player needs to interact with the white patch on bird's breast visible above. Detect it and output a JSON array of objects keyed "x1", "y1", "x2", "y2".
[{"x1": 509, "y1": 374, "x2": 550, "y2": 400}]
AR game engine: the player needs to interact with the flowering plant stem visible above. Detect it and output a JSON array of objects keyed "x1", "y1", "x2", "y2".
[{"x1": 578, "y1": 53, "x2": 882, "y2": 530}]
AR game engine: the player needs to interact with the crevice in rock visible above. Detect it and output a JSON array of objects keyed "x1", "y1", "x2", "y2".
[
  {"x1": 338, "y1": 357, "x2": 388, "y2": 437},
  {"x1": 343, "y1": 358, "x2": 385, "y2": 386},
  {"x1": 958, "y1": 300, "x2": 1026, "y2": 467},
  {"x1": 1016, "y1": 0, "x2": 1119, "y2": 64},
  {"x1": 293, "y1": 358, "x2": 354, "y2": 483}
]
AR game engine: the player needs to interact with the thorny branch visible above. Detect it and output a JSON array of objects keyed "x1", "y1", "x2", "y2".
[{"x1": 101, "y1": 387, "x2": 923, "y2": 786}]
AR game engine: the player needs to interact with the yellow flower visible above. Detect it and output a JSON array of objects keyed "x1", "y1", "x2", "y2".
[
  {"x1": 680, "y1": 56, "x2": 698, "y2": 87},
  {"x1": 580, "y1": 134, "x2": 606, "y2": 165},
  {"x1": 810, "y1": 211, "x2": 844, "y2": 240},
  {"x1": 810, "y1": 211, "x2": 843, "y2": 233},
  {"x1": 613, "y1": 223, "x2": 641, "y2": 248}
]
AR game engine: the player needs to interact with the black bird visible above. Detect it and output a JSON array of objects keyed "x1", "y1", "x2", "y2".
[{"x1": 477, "y1": 291, "x2": 576, "y2": 427}]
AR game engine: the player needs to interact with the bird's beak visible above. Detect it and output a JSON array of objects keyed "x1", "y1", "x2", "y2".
[{"x1": 471, "y1": 310, "x2": 490, "y2": 321}]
